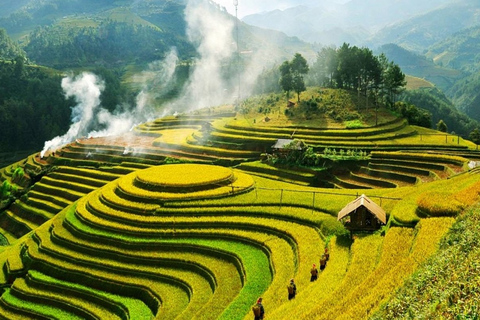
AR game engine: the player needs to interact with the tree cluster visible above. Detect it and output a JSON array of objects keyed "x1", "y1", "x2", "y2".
[
  {"x1": 0, "y1": 29, "x2": 24, "y2": 60},
  {"x1": 310, "y1": 43, "x2": 407, "y2": 107},
  {"x1": 0, "y1": 60, "x2": 73, "y2": 151},
  {"x1": 392, "y1": 101, "x2": 432, "y2": 128}
]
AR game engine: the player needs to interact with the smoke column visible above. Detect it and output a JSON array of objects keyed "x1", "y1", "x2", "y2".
[
  {"x1": 39, "y1": 0, "x2": 281, "y2": 157},
  {"x1": 135, "y1": 49, "x2": 179, "y2": 114},
  {"x1": 39, "y1": 49, "x2": 179, "y2": 157},
  {"x1": 159, "y1": 0, "x2": 236, "y2": 116},
  {"x1": 40, "y1": 73, "x2": 104, "y2": 157}
]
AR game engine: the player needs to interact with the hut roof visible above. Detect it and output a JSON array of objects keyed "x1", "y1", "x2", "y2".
[
  {"x1": 337, "y1": 194, "x2": 387, "y2": 224},
  {"x1": 272, "y1": 139, "x2": 305, "y2": 150}
]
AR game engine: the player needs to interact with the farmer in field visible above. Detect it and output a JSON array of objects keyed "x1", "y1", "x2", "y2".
[
  {"x1": 287, "y1": 278, "x2": 297, "y2": 300},
  {"x1": 324, "y1": 247, "x2": 330, "y2": 261},
  {"x1": 310, "y1": 264, "x2": 318, "y2": 282},
  {"x1": 320, "y1": 254, "x2": 327, "y2": 271},
  {"x1": 252, "y1": 297, "x2": 265, "y2": 320}
]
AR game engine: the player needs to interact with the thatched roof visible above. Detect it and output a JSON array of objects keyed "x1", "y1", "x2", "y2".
[
  {"x1": 272, "y1": 139, "x2": 305, "y2": 150},
  {"x1": 337, "y1": 194, "x2": 387, "y2": 224}
]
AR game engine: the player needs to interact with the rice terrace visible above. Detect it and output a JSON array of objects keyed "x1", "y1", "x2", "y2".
[
  {"x1": 1, "y1": 0, "x2": 480, "y2": 319},
  {"x1": 0, "y1": 88, "x2": 479, "y2": 319}
]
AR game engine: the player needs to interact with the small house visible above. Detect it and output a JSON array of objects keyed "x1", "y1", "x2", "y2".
[{"x1": 337, "y1": 194, "x2": 386, "y2": 232}]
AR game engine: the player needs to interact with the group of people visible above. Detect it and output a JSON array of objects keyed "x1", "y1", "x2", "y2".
[
  {"x1": 311, "y1": 247, "x2": 329, "y2": 281},
  {"x1": 252, "y1": 247, "x2": 330, "y2": 319}
]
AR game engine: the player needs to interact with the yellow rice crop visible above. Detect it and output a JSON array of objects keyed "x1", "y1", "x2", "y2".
[
  {"x1": 371, "y1": 151, "x2": 468, "y2": 165},
  {"x1": 268, "y1": 236, "x2": 350, "y2": 320},
  {"x1": 300, "y1": 234, "x2": 384, "y2": 319},
  {"x1": 117, "y1": 170, "x2": 254, "y2": 202},
  {"x1": 417, "y1": 179, "x2": 480, "y2": 216},
  {"x1": 337, "y1": 218, "x2": 453, "y2": 319},
  {"x1": 312, "y1": 227, "x2": 415, "y2": 320},
  {"x1": 136, "y1": 164, "x2": 234, "y2": 188}
]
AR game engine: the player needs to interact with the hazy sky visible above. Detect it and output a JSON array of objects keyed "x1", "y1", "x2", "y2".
[{"x1": 212, "y1": 0, "x2": 349, "y2": 18}]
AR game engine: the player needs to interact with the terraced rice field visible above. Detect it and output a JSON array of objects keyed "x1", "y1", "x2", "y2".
[
  {"x1": 0, "y1": 164, "x2": 337, "y2": 318},
  {"x1": 0, "y1": 111, "x2": 479, "y2": 319}
]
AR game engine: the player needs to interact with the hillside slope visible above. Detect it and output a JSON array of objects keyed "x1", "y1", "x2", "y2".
[
  {"x1": 369, "y1": 0, "x2": 480, "y2": 52},
  {"x1": 377, "y1": 43, "x2": 464, "y2": 92},
  {"x1": 373, "y1": 204, "x2": 480, "y2": 318},
  {"x1": 0, "y1": 0, "x2": 313, "y2": 69}
]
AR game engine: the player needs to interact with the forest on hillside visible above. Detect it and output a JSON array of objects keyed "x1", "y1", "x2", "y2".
[
  {"x1": 0, "y1": 58, "x2": 128, "y2": 151},
  {"x1": 25, "y1": 21, "x2": 195, "y2": 69}
]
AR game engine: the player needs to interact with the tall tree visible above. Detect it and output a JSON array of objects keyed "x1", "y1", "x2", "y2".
[
  {"x1": 279, "y1": 60, "x2": 293, "y2": 104},
  {"x1": 383, "y1": 61, "x2": 406, "y2": 107},
  {"x1": 290, "y1": 53, "x2": 309, "y2": 102},
  {"x1": 310, "y1": 46, "x2": 337, "y2": 87},
  {"x1": 469, "y1": 128, "x2": 480, "y2": 145}
]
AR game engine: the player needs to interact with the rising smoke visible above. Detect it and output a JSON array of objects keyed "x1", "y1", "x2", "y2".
[
  {"x1": 40, "y1": 0, "x2": 278, "y2": 157},
  {"x1": 40, "y1": 73, "x2": 104, "y2": 157},
  {"x1": 159, "y1": 0, "x2": 237, "y2": 115},
  {"x1": 40, "y1": 49, "x2": 178, "y2": 157}
]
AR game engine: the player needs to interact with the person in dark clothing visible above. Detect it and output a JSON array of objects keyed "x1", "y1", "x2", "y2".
[
  {"x1": 324, "y1": 247, "x2": 330, "y2": 261},
  {"x1": 252, "y1": 297, "x2": 265, "y2": 320},
  {"x1": 287, "y1": 278, "x2": 297, "y2": 300},
  {"x1": 320, "y1": 254, "x2": 327, "y2": 271},
  {"x1": 310, "y1": 264, "x2": 319, "y2": 281}
]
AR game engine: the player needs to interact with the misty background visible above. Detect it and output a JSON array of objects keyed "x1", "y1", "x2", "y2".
[
  {"x1": 41, "y1": 0, "x2": 277, "y2": 155},
  {"x1": 2, "y1": 0, "x2": 480, "y2": 157}
]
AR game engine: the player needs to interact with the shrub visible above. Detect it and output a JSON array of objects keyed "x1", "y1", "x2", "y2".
[{"x1": 345, "y1": 120, "x2": 364, "y2": 129}]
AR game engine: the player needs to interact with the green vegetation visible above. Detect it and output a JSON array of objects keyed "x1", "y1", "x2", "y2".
[
  {"x1": 373, "y1": 207, "x2": 480, "y2": 319},
  {"x1": 400, "y1": 87, "x2": 479, "y2": 137},
  {"x1": 279, "y1": 53, "x2": 309, "y2": 102},
  {"x1": 0, "y1": 60, "x2": 72, "y2": 151},
  {"x1": 25, "y1": 21, "x2": 194, "y2": 69},
  {"x1": 310, "y1": 44, "x2": 406, "y2": 108},
  {"x1": 391, "y1": 101, "x2": 431, "y2": 128},
  {"x1": 0, "y1": 1, "x2": 480, "y2": 317},
  {"x1": 0, "y1": 28, "x2": 24, "y2": 59}
]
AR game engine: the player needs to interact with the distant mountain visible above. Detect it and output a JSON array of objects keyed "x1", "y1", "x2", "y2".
[
  {"x1": 0, "y1": 0, "x2": 31, "y2": 18},
  {"x1": 242, "y1": 0, "x2": 453, "y2": 46},
  {"x1": 425, "y1": 25, "x2": 480, "y2": 73},
  {"x1": 370, "y1": 0, "x2": 480, "y2": 52},
  {"x1": 377, "y1": 44, "x2": 464, "y2": 92},
  {"x1": 416, "y1": 25, "x2": 480, "y2": 122},
  {"x1": 399, "y1": 86, "x2": 479, "y2": 137},
  {"x1": 446, "y1": 73, "x2": 480, "y2": 122}
]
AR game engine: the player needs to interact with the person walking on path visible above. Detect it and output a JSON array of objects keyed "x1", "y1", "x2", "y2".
[
  {"x1": 252, "y1": 297, "x2": 265, "y2": 320},
  {"x1": 320, "y1": 254, "x2": 327, "y2": 271},
  {"x1": 310, "y1": 264, "x2": 319, "y2": 282},
  {"x1": 287, "y1": 278, "x2": 297, "y2": 300}
]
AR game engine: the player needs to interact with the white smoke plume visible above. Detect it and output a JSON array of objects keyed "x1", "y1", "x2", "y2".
[
  {"x1": 40, "y1": 73, "x2": 104, "y2": 157},
  {"x1": 160, "y1": 0, "x2": 283, "y2": 116},
  {"x1": 40, "y1": 0, "x2": 282, "y2": 157},
  {"x1": 40, "y1": 49, "x2": 179, "y2": 157},
  {"x1": 134, "y1": 49, "x2": 179, "y2": 114},
  {"x1": 159, "y1": 0, "x2": 236, "y2": 116}
]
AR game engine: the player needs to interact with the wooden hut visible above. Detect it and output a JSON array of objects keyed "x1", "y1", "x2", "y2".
[{"x1": 337, "y1": 194, "x2": 386, "y2": 232}]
